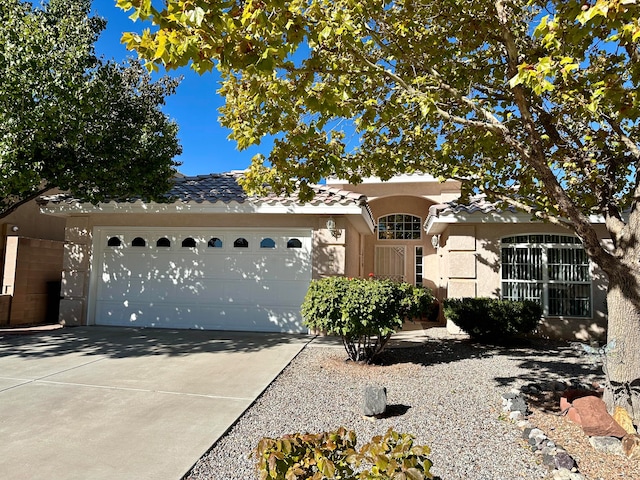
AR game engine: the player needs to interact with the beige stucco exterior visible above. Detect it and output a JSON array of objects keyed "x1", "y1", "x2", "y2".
[
  {"x1": 42, "y1": 174, "x2": 611, "y2": 340},
  {"x1": 53, "y1": 210, "x2": 370, "y2": 326},
  {"x1": 431, "y1": 219, "x2": 609, "y2": 341}
]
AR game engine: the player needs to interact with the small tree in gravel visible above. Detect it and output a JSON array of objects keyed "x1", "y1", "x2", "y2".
[{"x1": 301, "y1": 277, "x2": 431, "y2": 363}]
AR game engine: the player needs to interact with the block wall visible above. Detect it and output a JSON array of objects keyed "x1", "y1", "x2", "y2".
[{"x1": 7, "y1": 238, "x2": 64, "y2": 326}]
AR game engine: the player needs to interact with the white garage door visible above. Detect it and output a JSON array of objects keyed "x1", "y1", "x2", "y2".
[{"x1": 90, "y1": 228, "x2": 312, "y2": 333}]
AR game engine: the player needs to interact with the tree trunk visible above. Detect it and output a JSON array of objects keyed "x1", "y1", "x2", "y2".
[{"x1": 602, "y1": 268, "x2": 640, "y2": 425}]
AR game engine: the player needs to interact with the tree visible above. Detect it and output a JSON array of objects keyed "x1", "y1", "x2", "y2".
[
  {"x1": 118, "y1": 0, "x2": 640, "y2": 420},
  {"x1": 0, "y1": 0, "x2": 181, "y2": 218}
]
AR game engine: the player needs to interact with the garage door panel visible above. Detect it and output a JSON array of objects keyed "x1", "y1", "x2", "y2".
[
  {"x1": 95, "y1": 300, "x2": 306, "y2": 333},
  {"x1": 94, "y1": 229, "x2": 312, "y2": 332}
]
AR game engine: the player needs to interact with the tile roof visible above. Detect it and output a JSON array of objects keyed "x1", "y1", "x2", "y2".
[
  {"x1": 39, "y1": 171, "x2": 369, "y2": 208},
  {"x1": 427, "y1": 195, "x2": 513, "y2": 218}
]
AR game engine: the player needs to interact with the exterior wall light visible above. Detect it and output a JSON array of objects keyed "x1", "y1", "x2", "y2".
[{"x1": 326, "y1": 216, "x2": 341, "y2": 239}]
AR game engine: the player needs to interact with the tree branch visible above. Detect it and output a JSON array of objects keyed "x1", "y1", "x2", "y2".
[{"x1": 0, "y1": 186, "x2": 55, "y2": 220}]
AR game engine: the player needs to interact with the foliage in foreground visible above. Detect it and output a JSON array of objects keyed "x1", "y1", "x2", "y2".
[
  {"x1": 0, "y1": 0, "x2": 181, "y2": 217},
  {"x1": 301, "y1": 277, "x2": 434, "y2": 363},
  {"x1": 443, "y1": 297, "x2": 542, "y2": 342},
  {"x1": 254, "y1": 427, "x2": 435, "y2": 480},
  {"x1": 119, "y1": 0, "x2": 640, "y2": 419}
]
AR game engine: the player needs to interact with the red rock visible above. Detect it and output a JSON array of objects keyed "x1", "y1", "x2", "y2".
[
  {"x1": 560, "y1": 389, "x2": 598, "y2": 413},
  {"x1": 572, "y1": 396, "x2": 628, "y2": 438},
  {"x1": 622, "y1": 434, "x2": 640, "y2": 459}
]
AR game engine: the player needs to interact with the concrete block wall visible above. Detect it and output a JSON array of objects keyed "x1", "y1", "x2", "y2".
[{"x1": 7, "y1": 238, "x2": 63, "y2": 326}]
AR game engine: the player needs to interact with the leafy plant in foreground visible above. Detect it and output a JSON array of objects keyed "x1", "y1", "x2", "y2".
[{"x1": 254, "y1": 427, "x2": 435, "y2": 480}]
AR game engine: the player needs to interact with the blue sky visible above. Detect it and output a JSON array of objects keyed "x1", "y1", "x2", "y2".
[{"x1": 91, "y1": 0, "x2": 267, "y2": 175}]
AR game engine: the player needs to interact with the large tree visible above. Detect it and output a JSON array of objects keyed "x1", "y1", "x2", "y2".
[
  {"x1": 118, "y1": 0, "x2": 640, "y2": 419},
  {"x1": 0, "y1": 0, "x2": 181, "y2": 217}
]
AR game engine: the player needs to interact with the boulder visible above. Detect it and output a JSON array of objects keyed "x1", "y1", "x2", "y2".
[
  {"x1": 362, "y1": 385, "x2": 387, "y2": 417},
  {"x1": 588, "y1": 436, "x2": 624, "y2": 456},
  {"x1": 622, "y1": 433, "x2": 640, "y2": 459},
  {"x1": 613, "y1": 406, "x2": 636, "y2": 435},
  {"x1": 571, "y1": 396, "x2": 628, "y2": 438}
]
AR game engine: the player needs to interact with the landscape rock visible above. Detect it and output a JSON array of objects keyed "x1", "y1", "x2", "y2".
[
  {"x1": 552, "y1": 467, "x2": 585, "y2": 480},
  {"x1": 560, "y1": 389, "x2": 598, "y2": 412},
  {"x1": 362, "y1": 385, "x2": 387, "y2": 416},
  {"x1": 510, "y1": 395, "x2": 528, "y2": 414},
  {"x1": 571, "y1": 396, "x2": 628, "y2": 438},
  {"x1": 622, "y1": 433, "x2": 640, "y2": 459},
  {"x1": 553, "y1": 451, "x2": 577, "y2": 471},
  {"x1": 613, "y1": 406, "x2": 636, "y2": 435},
  {"x1": 588, "y1": 436, "x2": 624, "y2": 456}
]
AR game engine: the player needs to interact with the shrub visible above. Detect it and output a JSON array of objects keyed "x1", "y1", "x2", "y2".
[
  {"x1": 443, "y1": 297, "x2": 541, "y2": 342},
  {"x1": 254, "y1": 427, "x2": 435, "y2": 480},
  {"x1": 301, "y1": 277, "x2": 434, "y2": 363}
]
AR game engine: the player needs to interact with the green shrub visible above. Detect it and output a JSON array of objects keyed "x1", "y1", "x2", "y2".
[
  {"x1": 443, "y1": 297, "x2": 541, "y2": 342},
  {"x1": 254, "y1": 427, "x2": 435, "y2": 480},
  {"x1": 301, "y1": 277, "x2": 434, "y2": 363}
]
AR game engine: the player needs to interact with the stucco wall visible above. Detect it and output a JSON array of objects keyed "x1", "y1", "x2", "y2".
[
  {"x1": 364, "y1": 195, "x2": 436, "y2": 286},
  {"x1": 58, "y1": 212, "x2": 363, "y2": 326},
  {"x1": 439, "y1": 222, "x2": 609, "y2": 341}
]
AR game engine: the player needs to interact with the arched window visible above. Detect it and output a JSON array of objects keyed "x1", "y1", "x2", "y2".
[
  {"x1": 501, "y1": 234, "x2": 591, "y2": 317},
  {"x1": 132, "y1": 237, "x2": 146, "y2": 247},
  {"x1": 378, "y1": 214, "x2": 422, "y2": 240},
  {"x1": 208, "y1": 237, "x2": 223, "y2": 248},
  {"x1": 156, "y1": 237, "x2": 171, "y2": 247},
  {"x1": 182, "y1": 237, "x2": 196, "y2": 248},
  {"x1": 234, "y1": 237, "x2": 249, "y2": 248},
  {"x1": 260, "y1": 238, "x2": 276, "y2": 249},
  {"x1": 107, "y1": 237, "x2": 121, "y2": 247},
  {"x1": 287, "y1": 238, "x2": 302, "y2": 249}
]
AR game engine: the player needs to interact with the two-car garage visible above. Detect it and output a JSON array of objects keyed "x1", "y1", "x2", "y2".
[{"x1": 90, "y1": 228, "x2": 313, "y2": 333}]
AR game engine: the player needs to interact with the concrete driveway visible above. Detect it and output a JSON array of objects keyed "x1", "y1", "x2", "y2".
[{"x1": 0, "y1": 327, "x2": 310, "y2": 480}]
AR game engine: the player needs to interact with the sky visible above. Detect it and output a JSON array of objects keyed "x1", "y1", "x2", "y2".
[{"x1": 91, "y1": 0, "x2": 269, "y2": 176}]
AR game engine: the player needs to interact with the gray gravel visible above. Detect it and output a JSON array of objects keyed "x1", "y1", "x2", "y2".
[{"x1": 185, "y1": 329, "x2": 601, "y2": 480}]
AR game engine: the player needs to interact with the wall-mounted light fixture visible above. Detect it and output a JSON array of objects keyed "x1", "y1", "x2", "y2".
[
  {"x1": 430, "y1": 234, "x2": 440, "y2": 249},
  {"x1": 326, "y1": 216, "x2": 341, "y2": 240},
  {"x1": 11, "y1": 225, "x2": 19, "y2": 232}
]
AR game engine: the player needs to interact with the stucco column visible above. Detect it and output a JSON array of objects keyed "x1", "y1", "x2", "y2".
[{"x1": 59, "y1": 216, "x2": 91, "y2": 326}]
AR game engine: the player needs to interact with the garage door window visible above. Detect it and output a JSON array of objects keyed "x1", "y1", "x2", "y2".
[
  {"x1": 132, "y1": 237, "x2": 146, "y2": 247},
  {"x1": 234, "y1": 237, "x2": 249, "y2": 248},
  {"x1": 287, "y1": 238, "x2": 302, "y2": 248},
  {"x1": 156, "y1": 237, "x2": 171, "y2": 247},
  {"x1": 208, "y1": 237, "x2": 222, "y2": 248},
  {"x1": 107, "y1": 236, "x2": 122, "y2": 247},
  {"x1": 182, "y1": 237, "x2": 196, "y2": 248},
  {"x1": 260, "y1": 238, "x2": 276, "y2": 248}
]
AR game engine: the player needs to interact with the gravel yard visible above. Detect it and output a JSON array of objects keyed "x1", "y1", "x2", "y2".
[{"x1": 185, "y1": 329, "x2": 604, "y2": 480}]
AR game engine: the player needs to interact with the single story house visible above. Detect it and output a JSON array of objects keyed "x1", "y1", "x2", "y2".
[{"x1": 40, "y1": 171, "x2": 609, "y2": 340}]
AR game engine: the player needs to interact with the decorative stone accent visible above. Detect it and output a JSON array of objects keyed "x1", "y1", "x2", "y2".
[
  {"x1": 588, "y1": 436, "x2": 624, "y2": 456},
  {"x1": 613, "y1": 406, "x2": 636, "y2": 435},
  {"x1": 571, "y1": 396, "x2": 628, "y2": 438},
  {"x1": 622, "y1": 433, "x2": 640, "y2": 459},
  {"x1": 504, "y1": 390, "x2": 581, "y2": 478},
  {"x1": 362, "y1": 385, "x2": 387, "y2": 417}
]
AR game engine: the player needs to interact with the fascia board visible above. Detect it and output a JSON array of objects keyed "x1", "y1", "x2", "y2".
[
  {"x1": 41, "y1": 201, "x2": 376, "y2": 233},
  {"x1": 424, "y1": 211, "x2": 605, "y2": 235}
]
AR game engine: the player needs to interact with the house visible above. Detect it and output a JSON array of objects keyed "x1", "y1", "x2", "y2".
[
  {"x1": 0, "y1": 194, "x2": 66, "y2": 326},
  {"x1": 40, "y1": 171, "x2": 608, "y2": 340}
]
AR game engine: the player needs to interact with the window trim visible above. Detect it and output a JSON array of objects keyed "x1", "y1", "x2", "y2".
[{"x1": 500, "y1": 234, "x2": 592, "y2": 318}]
